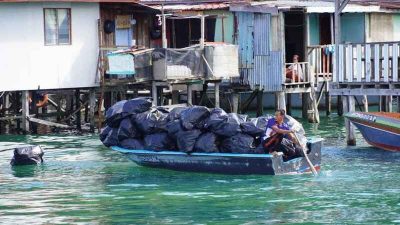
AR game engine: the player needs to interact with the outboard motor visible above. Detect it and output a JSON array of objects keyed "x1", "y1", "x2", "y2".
[{"x1": 10, "y1": 145, "x2": 44, "y2": 166}]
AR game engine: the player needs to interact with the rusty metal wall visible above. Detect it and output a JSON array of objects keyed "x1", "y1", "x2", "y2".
[{"x1": 253, "y1": 51, "x2": 283, "y2": 92}]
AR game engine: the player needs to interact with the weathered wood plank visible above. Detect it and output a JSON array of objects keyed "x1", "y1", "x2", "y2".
[
  {"x1": 21, "y1": 91, "x2": 29, "y2": 132},
  {"x1": 374, "y1": 44, "x2": 380, "y2": 82},
  {"x1": 393, "y1": 43, "x2": 399, "y2": 82},
  {"x1": 365, "y1": 44, "x2": 372, "y2": 82},
  {"x1": 339, "y1": 45, "x2": 344, "y2": 82},
  {"x1": 28, "y1": 117, "x2": 70, "y2": 129},
  {"x1": 356, "y1": 44, "x2": 362, "y2": 81},
  {"x1": 347, "y1": 45, "x2": 353, "y2": 82},
  {"x1": 383, "y1": 44, "x2": 389, "y2": 82}
]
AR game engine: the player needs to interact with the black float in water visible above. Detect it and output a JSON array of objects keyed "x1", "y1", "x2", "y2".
[{"x1": 10, "y1": 146, "x2": 44, "y2": 166}]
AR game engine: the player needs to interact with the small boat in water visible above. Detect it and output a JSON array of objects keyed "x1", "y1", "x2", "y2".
[
  {"x1": 111, "y1": 138, "x2": 322, "y2": 175},
  {"x1": 345, "y1": 112, "x2": 400, "y2": 151}
]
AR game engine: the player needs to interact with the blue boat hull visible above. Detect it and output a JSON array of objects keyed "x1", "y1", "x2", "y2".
[
  {"x1": 351, "y1": 121, "x2": 400, "y2": 151},
  {"x1": 111, "y1": 138, "x2": 322, "y2": 175}
]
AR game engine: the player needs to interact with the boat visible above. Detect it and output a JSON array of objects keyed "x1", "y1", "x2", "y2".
[
  {"x1": 345, "y1": 112, "x2": 400, "y2": 151},
  {"x1": 110, "y1": 138, "x2": 322, "y2": 175}
]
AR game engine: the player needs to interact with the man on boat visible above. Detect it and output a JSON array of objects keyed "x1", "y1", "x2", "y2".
[{"x1": 263, "y1": 109, "x2": 300, "y2": 160}]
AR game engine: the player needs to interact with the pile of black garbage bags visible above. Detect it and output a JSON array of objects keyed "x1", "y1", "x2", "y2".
[{"x1": 100, "y1": 97, "x2": 274, "y2": 154}]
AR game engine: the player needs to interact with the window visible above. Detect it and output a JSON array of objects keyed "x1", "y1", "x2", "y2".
[{"x1": 44, "y1": 8, "x2": 71, "y2": 45}]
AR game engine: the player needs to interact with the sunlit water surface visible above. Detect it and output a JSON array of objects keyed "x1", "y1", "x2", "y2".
[{"x1": 1, "y1": 113, "x2": 400, "y2": 224}]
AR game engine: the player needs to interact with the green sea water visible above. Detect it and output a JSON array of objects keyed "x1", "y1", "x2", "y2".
[{"x1": 1, "y1": 113, "x2": 400, "y2": 224}]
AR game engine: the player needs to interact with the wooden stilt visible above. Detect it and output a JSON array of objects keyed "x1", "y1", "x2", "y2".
[
  {"x1": 387, "y1": 95, "x2": 393, "y2": 112},
  {"x1": 152, "y1": 82, "x2": 157, "y2": 106},
  {"x1": 75, "y1": 89, "x2": 81, "y2": 131},
  {"x1": 302, "y1": 93, "x2": 308, "y2": 119},
  {"x1": 231, "y1": 91, "x2": 239, "y2": 113},
  {"x1": 325, "y1": 81, "x2": 331, "y2": 115},
  {"x1": 337, "y1": 95, "x2": 343, "y2": 116},
  {"x1": 310, "y1": 86, "x2": 320, "y2": 123},
  {"x1": 214, "y1": 82, "x2": 220, "y2": 108},
  {"x1": 362, "y1": 95, "x2": 368, "y2": 112},
  {"x1": 89, "y1": 89, "x2": 96, "y2": 133},
  {"x1": 256, "y1": 89, "x2": 263, "y2": 117},
  {"x1": 344, "y1": 96, "x2": 356, "y2": 146},
  {"x1": 30, "y1": 91, "x2": 38, "y2": 134},
  {"x1": 275, "y1": 92, "x2": 286, "y2": 111},
  {"x1": 172, "y1": 90, "x2": 179, "y2": 104},
  {"x1": 379, "y1": 96, "x2": 385, "y2": 112},
  {"x1": 286, "y1": 93, "x2": 292, "y2": 116},
  {"x1": 21, "y1": 90, "x2": 29, "y2": 133},
  {"x1": 4, "y1": 93, "x2": 9, "y2": 133},
  {"x1": 187, "y1": 84, "x2": 193, "y2": 105}
]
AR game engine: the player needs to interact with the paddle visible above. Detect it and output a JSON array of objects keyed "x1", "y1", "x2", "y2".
[{"x1": 292, "y1": 132, "x2": 318, "y2": 176}]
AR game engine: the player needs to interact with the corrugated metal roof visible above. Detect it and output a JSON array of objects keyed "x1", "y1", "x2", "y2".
[
  {"x1": 150, "y1": 2, "x2": 229, "y2": 11},
  {"x1": 0, "y1": 0, "x2": 138, "y2": 2},
  {"x1": 251, "y1": 1, "x2": 389, "y2": 13}
]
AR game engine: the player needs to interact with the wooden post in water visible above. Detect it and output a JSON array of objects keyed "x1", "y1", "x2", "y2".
[
  {"x1": 256, "y1": 89, "x2": 263, "y2": 117},
  {"x1": 75, "y1": 89, "x2": 81, "y2": 131},
  {"x1": 4, "y1": 93, "x2": 9, "y2": 133},
  {"x1": 286, "y1": 93, "x2": 292, "y2": 116},
  {"x1": 231, "y1": 91, "x2": 239, "y2": 113},
  {"x1": 337, "y1": 95, "x2": 343, "y2": 116},
  {"x1": 214, "y1": 82, "x2": 220, "y2": 108},
  {"x1": 344, "y1": 95, "x2": 356, "y2": 146},
  {"x1": 275, "y1": 92, "x2": 286, "y2": 111},
  {"x1": 152, "y1": 81, "x2": 157, "y2": 106},
  {"x1": 325, "y1": 81, "x2": 331, "y2": 115},
  {"x1": 21, "y1": 90, "x2": 29, "y2": 133},
  {"x1": 172, "y1": 90, "x2": 179, "y2": 104},
  {"x1": 187, "y1": 84, "x2": 193, "y2": 106},
  {"x1": 362, "y1": 95, "x2": 368, "y2": 112},
  {"x1": 30, "y1": 91, "x2": 38, "y2": 134},
  {"x1": 302, "y1": 93, "x2": 308, "y2": 119},
  {"x1": 387, "y1": 95, "x2": 393, "y2": 112},
  {"x1": 89, "y1": 89, "x2": 96, "y2": 133}
]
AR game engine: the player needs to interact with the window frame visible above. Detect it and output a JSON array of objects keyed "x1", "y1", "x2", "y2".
[{"x1": 43, "y1": 8, "x2": 72, "y2": 46}]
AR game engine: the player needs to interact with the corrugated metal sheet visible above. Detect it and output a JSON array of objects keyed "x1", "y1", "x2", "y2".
[
  {"x1": 150, "y1": 3, "x2": 229, "y2": 11},
  {"x1": 236, "y1": 12, "x2": 254, "y2": 69},
  {"x1": 252, "y1": 51, "x2": 282, "y2": 92},
  {"x1": 254, "y1": 13, "x2": 270, "y2": 56}
]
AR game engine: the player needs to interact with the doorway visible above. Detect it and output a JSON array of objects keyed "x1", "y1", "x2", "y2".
[{"x1": 284, "y1": 11, "x2": 305, "y2": 63}]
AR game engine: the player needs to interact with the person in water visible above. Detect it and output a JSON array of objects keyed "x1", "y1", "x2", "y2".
[{"x1": 263, "y1": 109, "x2": 300, "y2": 159}]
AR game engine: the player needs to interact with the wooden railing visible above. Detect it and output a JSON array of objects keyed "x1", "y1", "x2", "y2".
[
  {"x1": 336, "y1": 42, "x2": 400, "y2": 83},
  {"x1": 307, "y1": 45, "x2": 334, "y2": 81},
  {"x1": 284, "y1": 62, "x2": 312, "y2": 85}
]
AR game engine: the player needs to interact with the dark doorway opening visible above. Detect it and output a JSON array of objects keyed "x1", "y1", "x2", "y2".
[
  {"x1": 284, "y1": 11, "x2": 305, "y2": 63},
  {"x1": 319, "y1": 13, "x2": 332, "y2": 45}
]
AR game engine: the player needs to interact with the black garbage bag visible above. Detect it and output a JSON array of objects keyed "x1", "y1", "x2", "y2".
[
  {"x1": 204, "y1": 108, "x2": 228, "y2": 130},
  {"x1": 105, "y1": 100, "x2": 128, "y2": 127},
  {"x1": 176, "y1": 129, "x2": 202, "y2": 153},
  {"x1": 166, "y1": 119, "x2": 184, "y2": 139},
  {"x1": 180, "y1": 106, "x2": 210, "y2": 130},
  {"x1": 117, "y1": 117, "x2": 139, "y2": 141},
  {"x1": 102, "y1": 128, "x2": 119, "y2": 147},
  {"x1": 144, "y1": 132, "x2": 175, "y2": 151},
  {"x1": 10, "y1": 145, "x2": 44, "y2": 166},
  {"x1": 167, "y1": 107, "x2": 188, "y2": 121},
  {"x1": 194, "y1": 132, "x2": 219, "y2": 153},
  {"x1": 100, "y1": 126, "x2": 112, "y2": 142},
  {"x1": 220, "y1": 133, "x2": 257, "y2": 154},
  {"x1": 241, "y1": 121, "x2": 265, "y2": 137},
  {"x1": 122, "y1": 97, "x2": 153, "y2": 114},
  {"x1": 120, "y1": 138, "x2": 144, "y2": 150},
  {"x1": 211, "y1": 113, "x2": 242, "y2": 137},
  {"x1": 134, "y1": 109, "x2": 168, "y2": 134}
]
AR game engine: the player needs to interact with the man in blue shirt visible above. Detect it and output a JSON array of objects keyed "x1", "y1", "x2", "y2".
[{"x1": 263, "y1": 109, "x2": 298, "y2": 157}]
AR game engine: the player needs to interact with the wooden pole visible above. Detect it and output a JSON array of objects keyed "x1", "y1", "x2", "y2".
[
  {"x1": 4, "y1": 93, "x2": 9, "y2": 133},
  {"x1": 276, "y1": 92, "x2": 286, "y2": 111},
  {"x1": 200, "y1": 15, "x2": 205, "y2": 49},
  {"x1": 89, "y1": 89, "x2": 96, "y2": 133},
  {"x1": 75, "y1": 89, "x2": 81, "y2": 131},
  {"x1": 214, "y1": 82, "x2": 220, "y2": 108},
  {"x1": 231, "y1": 91, "x2": 239, "y2": 113},
  {"x1": 325, "y1": 81, "x2": 331, "y2": 115},
  {"x1": 187, "y1": 84, "x2": 193, "y2": 106},
  {"x1": 387, "y1": 95, "x2": 393, "y2": 112},
  {"x1": 344, "y1": 96, "x2": 356, "y2": 146},
  {"x1": 256, "y1": 89, "x2": 263, "y2": 117},
  {"x1": 362, "y1": 95, "x2": 368, "y2": 112},
  {"x1": 152, "y1": 81, "x2": 157, "y2": 106},
  {"x1": 337, "y1": 95, "x2": 343, "y2": 116},
  {"x1": 21, "y1": 90, "x2": 29, "y2": 133},
  {"x1": 172, "y1": 90, "x2": 179, "y2": 104},
  {"x1": 302, "y1": 93, "x2": 308, "y2": 119},
  {"x1": 162, "y1": 6, "x2": 167, "y2": 48},
  {"x1": 286, "y1": 93, "x2": 292, "y2": 116}
]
